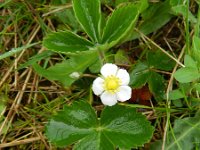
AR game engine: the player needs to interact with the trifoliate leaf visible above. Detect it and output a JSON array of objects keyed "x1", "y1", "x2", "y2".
[
  {"x1": 46, "y1": 100, "x2": 154, "y2": 149},
  {"x1": 130, "y1": 0, "x2": 172, "y2": 40}
]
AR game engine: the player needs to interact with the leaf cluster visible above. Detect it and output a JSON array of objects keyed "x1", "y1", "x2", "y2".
[
  {"x1": 34, "y1": 0, "x2": 141, "y2": 87},
  {"x1": 46, "y1": 100, "x2": 154, "y2": 149}
]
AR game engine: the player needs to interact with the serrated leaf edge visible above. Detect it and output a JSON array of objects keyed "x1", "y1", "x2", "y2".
[
  {"x1": 72, "y1": 0, "x2": 101, "y2": 43},
  {"x1": 102, "y1": 4, "x2": 139, "y2": 47}
]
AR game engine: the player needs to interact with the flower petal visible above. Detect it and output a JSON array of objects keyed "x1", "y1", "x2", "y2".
[
  {"x1": 92, "y1": 77, "x2": 104, "y2": 95},
  {"x1": 100, "y1": 63, "x2": 118, "y2": 77},
  {"x1": 116, "y1": 86, "x2": 132, "y2": 102},
  {"x1": 100, "y1": 91, "x2": 117, "y2": 106},
  {"x1": 116, "y1": 69, "x2": 130, "y2": 85}
]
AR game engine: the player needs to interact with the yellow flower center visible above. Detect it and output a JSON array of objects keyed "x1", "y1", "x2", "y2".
[{"x1": 104, "y1": 75, "x2": 121, "y2": 93}]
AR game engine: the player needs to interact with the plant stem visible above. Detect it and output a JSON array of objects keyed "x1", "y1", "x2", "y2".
[
  {"x1": 185, "y1": 0, "x2": 190, "y2": 54},
  {"x1": 97, "y1": 46, "x2": 106, "y2": 65}
]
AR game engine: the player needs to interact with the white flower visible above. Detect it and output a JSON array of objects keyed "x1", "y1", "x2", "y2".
[{"x1": 92, "y1": 63, "x2": 132, "y2": 106}]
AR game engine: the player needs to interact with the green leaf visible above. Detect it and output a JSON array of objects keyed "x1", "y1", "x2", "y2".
[
  {"x1": 170, "y1": 0, "x2": 184, "y2": 6},
  {"x1": 73, "y1": 133, "x2": 114, "y2": 150},
  {"x1": 136, "y1": 0, "x2": 149, "y2": 13},
  {"x1": 115, "y1": 0, "x2": 148, "y2": 13},
  {"x1": 147, "y1": 51, "x2": 175, "y2": 71},
  {"x1": 169, "y1": 89, "x2": 185, "y2": 100},
  {"x1": 130, "y1": 61, "x2": 150, "y2": 88},
  {"x1": 169, "y1": 84, "x2": 190, "y2": 104},
  {"x1": 115, "y1": 0, "x2": 128, "y2": 6},
  {"x1": 102, "y1": 4, "x2": 138, "y2": 47},
  {"x1": 130, "y1": 0, "x2": 172, "y2": 40},
  {"x1": 46, "y1": 101, "x2": 98, "y2": 147},
  {"x1": 33, "y1": 63, "x2": 75, "y2": 87},
  {"x1": 148, "y1": 72, "x2": 165, "y2": 100},
  {"x1": 171, "y1": 5, "x2": 197, "y2": 24},
  {"x1": 100, "y1": 104, "x2": 154, "y2": 149},
  {"x1": 89, "y1": 58, "x2": 101, "y2": 73},
  {"x1": 43, "y1": 31, "x2": 94, "y2": 54},
  {"x1": 174, "y1": 67, "x2": 200, "y2": 83},
  {"x1": 172, "y1": 99, "x2": 183, "y2": 108},
  {"x1": 46, "y1": 101, "x2": 154, "y2": 149},
  {"x1": 184, "y1": 55, "x2": 198, "y2": 69},
  {"x1": 151, "y1": 114, "x2": 200, "y2": 150},
  {"x1": 73, "y1": 0, "x2": 101, "y2": 42},
  {"x1": 131, "y1": 52, "x2": 169, "y2": 100},
  {"x1": 33, "y1": 51, "x2": 98, "y2": 87}
]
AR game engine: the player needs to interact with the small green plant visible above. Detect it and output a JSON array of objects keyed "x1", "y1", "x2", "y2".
[
  {"x1": 39, "y1": 0, "x2": 154, "y2": 149},
  {"x1": 33, "y1": 0, "x2": 144, "y2": 87},
  {"x1": 1, "y1": 0, "x2": 200, "y2": 149},
  {"x1": 150, "y1": 0, "x2": 200, "y2": 149}
]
